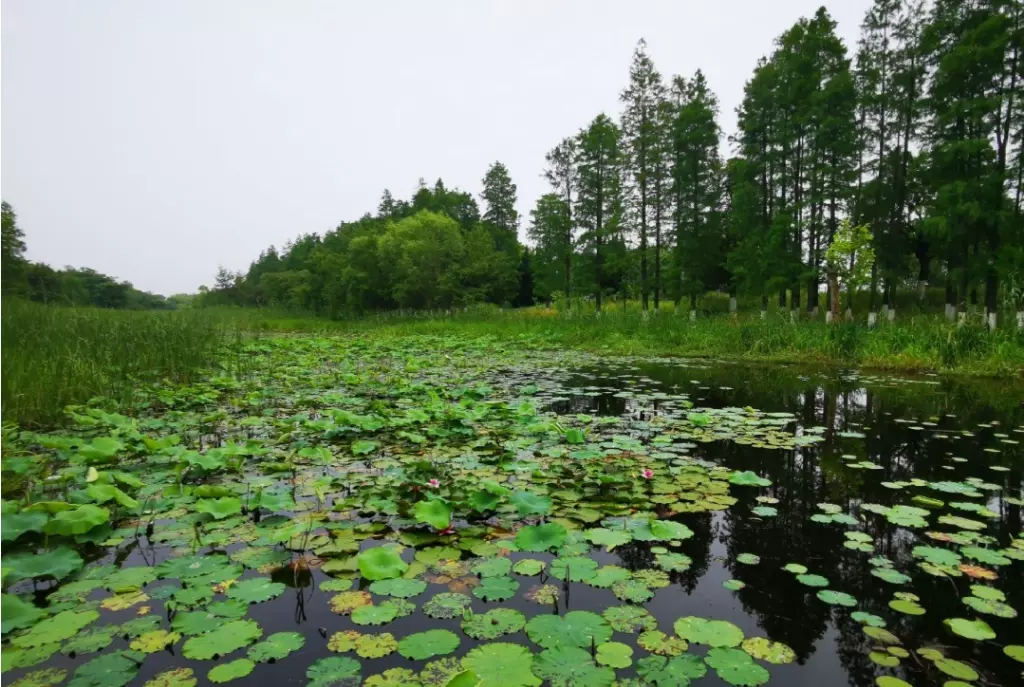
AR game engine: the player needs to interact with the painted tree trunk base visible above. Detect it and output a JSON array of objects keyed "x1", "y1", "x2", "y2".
[
  {"x1": 917, "y1": 280, "x2": 928, "y2": 301},
  {"x1": 729, "y1": 297, "x2": 737, "y2": 313},
  {"x1": 880, "y1": 304, "x2": 888, "y2": 318},
  {"x1": 825, "y1": 311, "x2": 834, "y2": 324},
  {"x1": 1017, "y1": 311, "x2": 1024, "y2": 330},
  {"x1": 886, "y1": 309, "x2": 895, "y2": 323},
  {"x1": 845, "y1": 309, "x2": 854, "y2": 322},
  {"x1": 945, "y1": 304, "x2": 956, "y2": 322},
  {"x1": 986, "y1": 311, "x2": 996, "y2": 331},
  {"x1": 760, "y1": 310, "x2": 767, "y2": 320},
  {"x1": 789, "y1": 310, "x2": 797, "y2": 324},
  {"x1": 867, "y1": 312, "x2": 877, "y2": 328},
  {"x1": 957, "y1": 311, "x2": 966, "y2": 326},
  {"x1": 689, "y1": 310, "x2": 696, "y2": 322}
]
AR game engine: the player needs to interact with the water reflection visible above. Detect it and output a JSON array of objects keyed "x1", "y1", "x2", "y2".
[{"x1": 547, "y1": 360, "x2": 1023, "y2": 687}]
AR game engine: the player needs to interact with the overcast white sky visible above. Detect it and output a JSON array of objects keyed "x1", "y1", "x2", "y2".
[{"x1": 2, "y1": 0, "x2": 871, "y2": 295}]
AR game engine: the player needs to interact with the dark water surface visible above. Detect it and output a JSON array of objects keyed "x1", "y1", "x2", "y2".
[{"x1": 4, "y1": 356, "x2": 1022, "y2": 687}]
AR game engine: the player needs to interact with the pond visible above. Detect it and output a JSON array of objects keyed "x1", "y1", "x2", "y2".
[{"x1": 2, "y1": 334, "x2": 1022, "y2": 687}]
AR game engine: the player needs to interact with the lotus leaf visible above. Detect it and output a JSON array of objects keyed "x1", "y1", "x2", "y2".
[
  {"x1": 532, "y1": 646, "x2": 614, "y2": 687},
  {"x1": 461, "y1": 608, "x2": 526, "y2": 640},
  {"x1": 358, "y1": 547, "x2": 408, "y2": 581},
  {"x1": 247, "y1": 631, "x2": 305, "y2": 662},
  {"x1": 461, "y1": 643, "x2": 539, "y2": 687},
  {"x1": 181, "y1": 619, "x2": 262, "y2": 660}
]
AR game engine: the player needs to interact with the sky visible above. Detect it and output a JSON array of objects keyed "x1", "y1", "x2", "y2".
[{"x1": 2, "y1": 0, "x2": 872, "y2": 296}]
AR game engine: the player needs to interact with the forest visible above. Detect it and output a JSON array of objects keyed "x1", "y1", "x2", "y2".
[
  {"x1": 1, "y1": 202, "x2": 179, "y2": 310},
  {"x1": 195, "y1": 0, "x2": 1024, "y2": 327}
]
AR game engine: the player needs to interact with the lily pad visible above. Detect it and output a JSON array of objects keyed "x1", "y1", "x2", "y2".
[
  {"x1": 398, "y1": 629, "x2": 460, "y2": 660},
  {"x1": 461, "y1": 643, "x2": 539, "y2": 687},
  {"x1": 207, "y1": 659, "x2": 254, "y2": 684}
]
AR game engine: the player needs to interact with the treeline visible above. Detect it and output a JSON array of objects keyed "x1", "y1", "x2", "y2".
[
  {"x1": 202, "y1": 170, "x2": 532, "y2": 312},
  {"x1": 207, "y1": 0, "x2": 1024, "y2": 326},
  {"x1": 1, "y1": 202, "x2": 182, "y2": 310}
]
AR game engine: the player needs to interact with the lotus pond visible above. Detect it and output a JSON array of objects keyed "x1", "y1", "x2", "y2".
[{"x1": 2, "y1": 334, "x2": 1023, "y2": 687}]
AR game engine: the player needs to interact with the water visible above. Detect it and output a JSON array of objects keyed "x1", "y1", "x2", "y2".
[{"x1": 4, "y1": 351, "x2": 1022, "y2": 687}]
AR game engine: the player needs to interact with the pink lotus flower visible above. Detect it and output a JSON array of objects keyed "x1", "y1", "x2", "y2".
[
  {"x1": 641, "y1": 469, "x2": 654, "y2": 480},
  {"x1": 426, "y1": 479, "x2": 440, "y2": 488}
]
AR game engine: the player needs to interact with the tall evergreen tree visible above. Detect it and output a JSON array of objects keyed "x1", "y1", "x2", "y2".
[
  {"x1": 671, "y1": 71, "x2": 724, "y2": 312},
  {"x1": 527, "y1": 193, "x2": 571, "y2": 303},
  {"x1": 575, "y1": 114, "x2": 624, "y2": 312},
  {"x1": 620, "y1": 39, "x2": 666, "y2": 310},
  {"x1": 480, "y1": 161, "x2": 520, "y2": 255},
  {"x1": 543, "y1": 138, "x2": 579, "y2": 302}
]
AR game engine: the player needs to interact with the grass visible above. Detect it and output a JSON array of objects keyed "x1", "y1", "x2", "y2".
[
  {"x1": 1, "y1": 299, "x2": 230, "y2": 427},
  {"x1": 5, "y1": 297, "x2": 1021, "y2": 428},
  {"x1": 230, "y1": 303, "x2": 1024, "y2": 378}
]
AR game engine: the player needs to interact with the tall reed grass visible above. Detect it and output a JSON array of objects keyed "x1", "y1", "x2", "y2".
[{"x1": 2, "y1": 299, "x2": 228, "y2": 427}]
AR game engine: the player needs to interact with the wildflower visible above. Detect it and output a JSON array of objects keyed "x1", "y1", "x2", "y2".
[
  {"x1": 426, "y1": 479, "x2": 440, "y2": 488},
  {"x1": 641, "y1": 469, "x2": 654, "y2": 480}
]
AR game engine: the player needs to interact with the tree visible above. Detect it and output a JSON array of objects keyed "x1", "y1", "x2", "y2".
[
  {"x1": 481, "y1": 162, "x2": 520, "y2": 254},
  {"x1": 377, "y1": 211, "x2": 465, "y2": 309},
  {"x1": 527, "y1": 193, "x2": 571, "y2": 303},
  {"x1": 1, "y1": 201, "x2": 27, "y2": 294},
  {"x1": 921, "y1": 0, "x2": 1008, "y2": 320},
  {"x1": 620, "y1": 39, "x2": 666, "y2": 310},
  {"x1": 575, "y1": 114, "x2": 624, "y2": 312},
  {"x1": 824, "y1": 220, "x2": 875, "y2": 318},
  {"x1": 543, "y1": 138, "x2": 578, "y2": 304},
  {"x1": 671, "y1": 71, "x2": 724, "y2": 312}
]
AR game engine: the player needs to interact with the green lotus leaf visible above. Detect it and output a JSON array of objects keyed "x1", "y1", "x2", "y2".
[
  {"x1": 247, "y1": 631, "x2": 305, "y2": 663},
  {"x1": 869, "y1": 650, "x2": 899, "y2": 667},
  {"x1": 129, "y1": 629, "x2": 181, "y2": 653},
  {"x1": 1004, "y1": 644, "x2": 1024, "y2": 662},
  {"x1": 414, "y1": 499, "x2": 453, "y2": 531},
  {"x1": 741, "y1": 636, "x2": 795, "y2": 664},
  {"x1": 471, "y1": 557, "x2": 513, "y2": 578},
  {"x1": 945, "y1": 617, "x2": 995, "y2": 640},
  {"x1": 889, "y1": 598, "x2": 926, "y2": 615},
  {"x1": 13, "y1": 610, "x2": 99, "y2": 648},
  {"x1": 195, "y1": 497, "x2": 241, "y2": 521},
  {"x1": 585, "y1": 527, "x2": 632, "y2": 551},
  {"x1": 355, "y1": 633, "x2": 398, "y2": 659},
  {"x1": 181, "y1": 619, "x2": 262, "y2": 660},
  {"x1": 472, "y1": 576, "x2": 519, "y2": 601},
  {"x1": 736, "y1": 553, "x2": 760, "y2": 565},
  {"x1": 306, "y1": 656, "x2": 361, "y2": 687},
  {"x1": 673, "y1": 617, "x2": 744, "y2": 647},
  {"x1": 637, "y1": 630, "x2": 688, "y2": 657},
  {"x1": 611, "y1": 579, "x2": 654, "y2": 603},
  {"x1": 532, "y1": 646, "x2": 614, "y2": 686},
  {"x1": 602, "y1": 606, "x2": 658, "y2": 634},
  {"x1": 8, "y1": 668, "x2": 67, "y2": 687},
  {"x1": 510, "y1": 491, "x2": 553, "y2": 516},
  {"x1": 351, "y1": 604, "x2": 399, "y2": 626},
  {"x1": 863, "y1": 626, "x2": 900, "y2": 644},
  {"x1": 549, "y1": 557, "x2": 598, "y2": 582},
  {"x1": 782, "y1": 563, "x2": 808, "y2": 574},
  {"x1": 462, "y1": 608, "x2": 526, "y2": 640},
  {"x1": 960, "y1": 546, "x2": 1010, "y2": 566},
  {"x1": 515, "y1": 522, "x2": 567, "y2": 552},
  {"x1": 704, "y1": 647, "x2": 770, "y2": 686},
  {"x1": 636, "y1": 654, "x2": 708, "y2": 684},
  {"x1": 422, "y1": 592, "x2": 473, "y2": 619},
  {"x1": 512, "y1": 559, "x2": 545, "y2": 576},
  {"x1": 397, "y1": 629, "x2": 460, "y2": 660},
  {"x1": 1, "y1": 594, "x2": 46, "y2": 635},
  {"x1": 655, "y1": 552, "x2": 693, "y2": 572},
  {"x1": 207, "y1": 659, "x2": 254, "y2": 684},
  {"x1": 728, "y1": 471, "x2": 771, "y2": 487},
  {"x1": 2, "y1": 547, "x2": 83, "y2": 583},
  {"x1": 934, "y1": 658, "x2": 979, "y2": 681},
  {"x1": 795, "y1": 573, "x2": 829, "y2": 587},
  {"x1": 912, "y1": 545, "x2": 960, "y2": 567},
  {"x1": 61, "y1": 626, "x2": 119, "y2": 656},
  {"x1": 2, "y1": 510, "x2": 49, "y2": 542},
  {"x1": 84, "y1": 484, "x2": 140, "y2": 511},
  {"x1": 594, "y1": 641, "x2": 633, "y2": 669},
  {"x1": 847, "y1": 613, "x2": 884, "y2": 629},
  {"x1": 226, "y1": 577, "x2": 285, "y2": 604},
  {"x1": 649, "y1": 519, "x2": 694, "y2": 541},
  {"x1": 875, "y1": 678, "x2": 912, "y2": 687},
  {"x1": 358, "y1": 546, "x2": 408, "y2": 581},
  {"x1": 525, "y1": 610, "x2": 612, "y2": 650},
  {"x1": 67, "y1": 651, "x2": 140, "y2": 687},
  {"x1": 871, "y1": 567, "x2": 911, "y2": 584},
  {"x1": 816, "y1": 590, "x2": 857, "y2": 607},
  {"x1": 351, "y1": 440, "x2": 377, "y2": 456}
]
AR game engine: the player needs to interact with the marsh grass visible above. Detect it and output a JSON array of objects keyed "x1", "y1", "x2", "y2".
[
  {"x1": 2, "y1": 299, "x2": 228, "y2": 426},
  {"x1": 252, "y1": 303, "x2": 1024, "y2": 377}
]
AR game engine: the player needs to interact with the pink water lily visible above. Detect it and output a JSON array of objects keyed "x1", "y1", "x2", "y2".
[
  {"x1": 426, "y1": 479, "x2": 441, "y2": 488},
  {"x1": 641, "y1": 469, "x2": 654, "y2": 480}
]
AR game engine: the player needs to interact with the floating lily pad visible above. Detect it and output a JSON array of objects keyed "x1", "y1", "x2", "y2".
[
  {"x1": 525, "y1": 611, "x2": 612, "y2": 650},
  {"x1": 461, "y1": 643, "x2": 539, "y2": 687},
  {"x1": 207, "y1": 659, "x2": 254, "y2": 684},
  {"x1": 462, "y1": 608, "x2": 526, "y2": 640}
]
